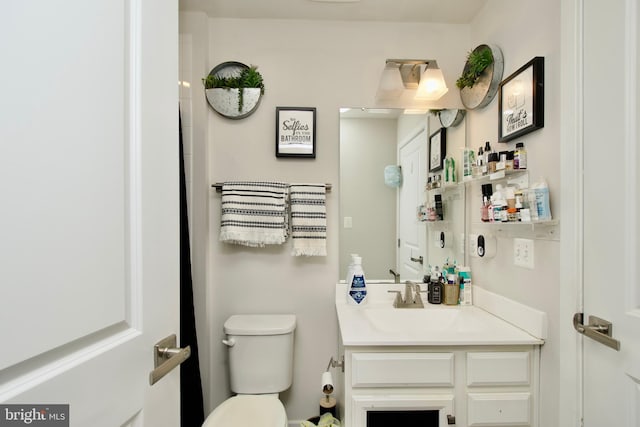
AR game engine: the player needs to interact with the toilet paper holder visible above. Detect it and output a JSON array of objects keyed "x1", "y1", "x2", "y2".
[{"x1": 326, "y1": 355, "x2": 344, "y2": 373}]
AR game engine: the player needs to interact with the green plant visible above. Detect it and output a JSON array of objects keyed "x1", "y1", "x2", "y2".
[
  {"x1": 202, "y1": 65, "x2": 265, "y2": 112},
  {"x1": 456, "y1": 47, "x2": 494, "y2": 90}
]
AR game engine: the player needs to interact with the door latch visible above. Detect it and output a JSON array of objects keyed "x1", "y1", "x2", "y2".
[{"x1": 573, "y1": 313, "x2": 620, "y2": 351}]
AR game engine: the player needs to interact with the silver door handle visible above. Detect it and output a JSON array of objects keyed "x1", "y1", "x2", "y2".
[
  {"x1": 573, "y1": 313, "x2": 620, "y2": 351},
  {"x1": 149, "y1": 334, "x2": 191, "y2": 385},
  {"x1": 410, "y1": 255, "x2": 424, "y2": 264}
]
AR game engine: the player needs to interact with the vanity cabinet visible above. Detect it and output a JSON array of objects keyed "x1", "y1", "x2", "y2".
[{"x1": 342, "y1": 345, "x2": 539, "y2": 427}]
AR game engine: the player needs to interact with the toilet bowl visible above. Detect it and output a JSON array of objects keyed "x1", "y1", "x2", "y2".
[
  {"x1": 203, "y1": 314, "x2": 296, "y2": 427},
  {"x1": 202, "y1": 395, "x2": 286, "y2": 427}
]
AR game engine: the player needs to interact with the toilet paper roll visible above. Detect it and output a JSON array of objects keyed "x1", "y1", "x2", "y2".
[
  {"x1": 321, "y1": 371, "x2": 334, "y2": 395},
  {"x1": 319, "y1": 396, "x2": 337, "y2": 417}
]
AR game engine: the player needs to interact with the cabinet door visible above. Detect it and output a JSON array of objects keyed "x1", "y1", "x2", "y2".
[
  {"x1": 467, "y1": 393, "x2": 531, "y2": 426},
  {"x1": 467, "y1": 352, "x2": 530, "y2": 386}
]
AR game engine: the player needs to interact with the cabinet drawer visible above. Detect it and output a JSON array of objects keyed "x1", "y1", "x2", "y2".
[
  {"x1": 351, "y1": 352, "x2": 454, "y2": 387},
  {"x1": 468, "y1": 392, "x2": 530, "y2": 426},
  {"x1": 467, "y1": 352, "x2": 530, "y2": 386}
]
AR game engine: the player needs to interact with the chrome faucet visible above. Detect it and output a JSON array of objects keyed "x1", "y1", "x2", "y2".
[
  {"x1": 389, "y1": 269, "x2": 400, "y2": 284},
  {"x1": 387, "y1": 280, "x2": 425, "y2": 308}
]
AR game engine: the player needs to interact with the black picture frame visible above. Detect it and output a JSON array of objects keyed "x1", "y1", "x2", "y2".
[
  {"x1": 275, "y1": 107, "x2": 316, "y2": 158},
  {"x1": 429, "y1": 127, "x2": 447, "y2": 172},
  {"x1": 498, "y1": 56, "x2": 545, "y2": 142}
]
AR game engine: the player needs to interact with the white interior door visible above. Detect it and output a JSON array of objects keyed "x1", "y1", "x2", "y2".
[
  {"x1": 398, "y1": 126, "x2": 427, "y2": 281},
  {"x1": 580, "y1": 0, "x2": 640, "y2": 425},
  {"x1": 0, "y1": 1, "x2": 180, "y2": 426}
]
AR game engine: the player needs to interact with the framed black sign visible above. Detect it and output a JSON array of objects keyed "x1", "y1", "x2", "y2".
[
  {"x1": 429, "y1": 127, "x2": 447, "y2": 172},
  {"x1": 275, "y1": 107, "x2": 316, "y2": 158},
  {"x1": 498, "y1": 57, "x2": 545, "y2": 142}
]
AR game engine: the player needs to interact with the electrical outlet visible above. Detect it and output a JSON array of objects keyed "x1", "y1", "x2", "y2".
[
  {"x1": 343, "y1": 216, "x2": 353, "y2": 229},
  {"x1": 514, "y1": 238, "x2": 534, "y2": 269},
  {"x1": 469, "y1": 234, "x2": 478, "y2": 257}
]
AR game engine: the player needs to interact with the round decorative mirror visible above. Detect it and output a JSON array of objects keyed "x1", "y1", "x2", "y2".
[
  {"x1": 459, "y1": 44, "x2": 504, "y2": 110},
  {"x1": 204, "y1": 61, "x2": 264, "y2": 120}
]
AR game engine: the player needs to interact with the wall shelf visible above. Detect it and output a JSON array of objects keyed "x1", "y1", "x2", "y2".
[{"x1": 471, "y1": 219, "x2": 559, "y2": 241}]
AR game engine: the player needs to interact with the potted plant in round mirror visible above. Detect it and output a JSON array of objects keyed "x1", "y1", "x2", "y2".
[
  {"x1": 456, "y1": 44, "x2": 504, "y2": 110},
  {"x1": 202, "y1": 62, "x2": 265, "y2": 119}
]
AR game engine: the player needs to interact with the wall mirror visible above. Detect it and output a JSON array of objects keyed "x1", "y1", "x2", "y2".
[{"x1": 339, "y1": 108, "x2": 466, "y2": 282}]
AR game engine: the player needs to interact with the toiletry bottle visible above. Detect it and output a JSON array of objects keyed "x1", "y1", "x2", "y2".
[
  {"x1": 347, "y1": 256, "x2": 368, "y2": 305},
  {"x1": 481, "y1": 197, "x2": 490, "y2": 222},
  {"x1": 483, "y1": 141, "x2": 493, "y2": 169},
  {"x1": 429, "y1": 275, "x2": 443, "y2": 304},
  {"x1": 435, "y1": 194, "x2": 444, "y2": 220},
  {"x1": 514, "y1": 142, "x2": 527, "y2": 170},
  {"x1": 449, "y1": 157, "x2": 456, "y2": 183},
  {"x1": 487, "y1": 152, "x2": 499, "y2": 173},
  {"x1": 458, "y1": 267, "x2": 473, "y2": 306},
  {"x1": 345, "y1": 253, "x2": 359, "y2": 284},
  {"x1": 526, "y1": 189, "x2": 540, "y2": 221},
  {"x1": 497, "y1": 151, "x2": 507, "y2": 171},
  {"x1": 477, "y1": 147, "x2": 485, "y2": 175},
  {"x1": 533, "y1": 178, "x2": 552, "y2": 221},
  {"x1": 506, "y1": 151, "x2": 515, "y2": 171},
  {"x1": 463, "y1": 148, "x2": 474, "y2": 180}
]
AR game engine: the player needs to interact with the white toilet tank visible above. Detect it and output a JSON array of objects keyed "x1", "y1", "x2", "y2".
[{"x1": 223, "y1": 314, "x2": 296, "y2": 394}]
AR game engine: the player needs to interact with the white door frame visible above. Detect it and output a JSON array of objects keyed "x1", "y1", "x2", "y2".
[{"x1": 559, "y1": 0, "x2": 583, "y2": 425}]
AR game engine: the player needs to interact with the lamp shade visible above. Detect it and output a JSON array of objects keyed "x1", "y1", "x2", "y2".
[
  {"x1": 375, "y1": 63, "x2": 404, "y2": 100},
  {"x1": 415, "y1": 66, "x2": 449, "y2": 100}
]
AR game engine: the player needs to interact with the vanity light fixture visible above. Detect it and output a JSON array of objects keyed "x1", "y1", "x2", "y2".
[
  {"x1": 375, "y1": 59, "x2": 448, "y2": 102},
  {"x1": 415, "y1": 62, "x2": 449, "y2": 100}
]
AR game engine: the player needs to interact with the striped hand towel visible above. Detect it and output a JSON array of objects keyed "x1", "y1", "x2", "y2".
[
  {"x1": 219, "y1": 181, "x2": 289, "y2": 247},
  {"x1": 289, "y1": 184, "x2": 327, "y2": 256}
]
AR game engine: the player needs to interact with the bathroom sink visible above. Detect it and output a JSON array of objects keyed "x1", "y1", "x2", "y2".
[
  {"x1": 335, "y1": 283, "x2": 543, "y2": 346},
  {"x1": 362, "y1": 306, "x2": 461, "y2": 333}
]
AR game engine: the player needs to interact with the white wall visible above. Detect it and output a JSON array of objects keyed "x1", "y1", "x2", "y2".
[{"x1": 467, "y1": 1, "x2": 561, "y2": 426}]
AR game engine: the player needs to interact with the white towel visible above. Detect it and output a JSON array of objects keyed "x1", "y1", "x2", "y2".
[
  {"x1": 289, "y1": 184, "x2": 327, "y2": 256},
  {"x1": 219, "y1": 181, "x2": 289, "y2": 247}
]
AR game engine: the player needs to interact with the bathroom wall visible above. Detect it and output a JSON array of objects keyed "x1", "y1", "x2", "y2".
[
  {"x1": 180, "y1": 2, "x2": 561, "y2": 424},
  {"x1": 467, "y1": 1, "x2": 561, "y2": 426},
  {"x1": 184, "y1": 17, "x2": 470, "y2": 422}
]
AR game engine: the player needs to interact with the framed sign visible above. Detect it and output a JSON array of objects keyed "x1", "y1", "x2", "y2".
[
  {"x1": 275, "y1": 107, "x2": 316, "y2": 158},
  {"x1": 498, "y1": 56, "x2": 545, "y2": 142},
  {"x1": 429, "y1": 127, "x2": 447, "y2": 172}
]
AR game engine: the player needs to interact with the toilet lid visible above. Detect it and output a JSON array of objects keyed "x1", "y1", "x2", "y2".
[{"x1": 203, "y1": 395, "x2": 287, "y2": 427}]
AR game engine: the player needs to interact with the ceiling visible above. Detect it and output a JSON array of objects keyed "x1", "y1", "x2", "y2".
[{"x1": 179, "y1": 0, "x2": 488, "y2": 24}]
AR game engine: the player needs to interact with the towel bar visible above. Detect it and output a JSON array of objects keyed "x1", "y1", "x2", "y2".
[{"x1": 211, "y1": 182, "x2": 332, "y2": 192}]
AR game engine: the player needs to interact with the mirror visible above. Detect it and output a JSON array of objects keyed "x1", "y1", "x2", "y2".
[{"x1": 339, "y1": 108, "x2": 466, "y2": 281}]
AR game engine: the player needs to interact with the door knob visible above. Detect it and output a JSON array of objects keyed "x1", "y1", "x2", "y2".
[
  {"x1": 573, "y1": 313, "x2": 620, "y2": 351},
  {"x1": 149, "y1": 334, "x2": 191, "y2": 385}
]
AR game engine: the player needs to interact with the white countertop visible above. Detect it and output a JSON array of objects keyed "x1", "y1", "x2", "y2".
[{"x1": 336, "y1": 283, "x2": 544, "y2": 347}]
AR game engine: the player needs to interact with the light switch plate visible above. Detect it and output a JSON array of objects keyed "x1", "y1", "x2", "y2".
[{"x1": 514, "y1": 238, "x2": 534, "y2": 269}]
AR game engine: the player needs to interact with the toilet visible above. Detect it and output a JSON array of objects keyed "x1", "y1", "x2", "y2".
[{"x1": 203, "y1": 314, "x2": 296, "y2": 427}]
